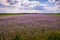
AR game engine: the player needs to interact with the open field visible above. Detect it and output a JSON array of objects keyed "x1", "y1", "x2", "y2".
[
  {"x1": 0, "y1": 14, "x2": 60, "y2": 40},
  {"x1": 0, "y1": 13, "x2": 60, "y2": 16},
  {"x1": 48, "y1": 13, "x2": 60, "y2": 16},
  {"x1": 0, "y1": 14, "x2": 21, "y2": 17}
]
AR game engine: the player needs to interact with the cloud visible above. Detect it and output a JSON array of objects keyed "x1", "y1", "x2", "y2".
[
  {"x1": 21, "y1": 0, "x2": 40, "y2": 7},
  {"x1": 7, "y1": 0, "x2": 18, "y2": 5},
  {"x1": 20, "y1": 0, "x2": 47, "y2": 10},
  {"x1": 0, "y1": 7, "x2": 43, "y2": 13},
  {"x1": 48, "y1": 0, "x2": 56, "y2": 3},
  {"x1": 54, "y1": 0, "x2": 60, "y2": 11},
  {"x1": 0, "y1": 0, "x2": 60, "y2": 13},
  {"x1": 0, "y1": 0, "x2": 10, "y2": 5}
]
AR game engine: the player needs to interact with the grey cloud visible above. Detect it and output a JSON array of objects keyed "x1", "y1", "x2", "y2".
[
  {"x1": 55, "y1": 0, "x2": 60, "y2": 9},
  {"x1": 7, "y1": 0, "x2": 18, "y2": 5},
  {"x1": 0, "y1": 4, "x2": 15, "y2": 8}
]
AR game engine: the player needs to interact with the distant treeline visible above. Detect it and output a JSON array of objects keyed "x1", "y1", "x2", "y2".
[{"x1": 0, "y1": 13, "x2": 60, "y2": 15}]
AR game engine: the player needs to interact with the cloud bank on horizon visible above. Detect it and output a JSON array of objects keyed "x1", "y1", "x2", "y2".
[{"x1": 0, "y1": 0, "x2": 60, "y2": 13}]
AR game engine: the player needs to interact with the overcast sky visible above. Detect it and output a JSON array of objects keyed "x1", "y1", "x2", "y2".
[{"x1": 0, "y1": 0, "x2": 60, "y2": 13}]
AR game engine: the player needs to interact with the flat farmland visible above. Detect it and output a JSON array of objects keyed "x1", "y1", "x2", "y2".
[{"x1": 0, "y1": 14, "x2": 60, "y2": 40}]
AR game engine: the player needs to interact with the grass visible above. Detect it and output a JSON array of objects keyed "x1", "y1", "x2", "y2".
[
  {"x1": 0, "y1": 13, "x2": 34, "y2": 16},
  {"x1": 0, "y1": 13, "x2": 60, "y2": 40},
  {"x1": 13, "y1": 34, "x2": 21, "y2": 40},
  {"x1": 48, "y1": 13, "x2": 60, "y2": 16},
  {"x1": 0, "y1": 13, "x2": 60, "y2": 17},
  {"x1": 1, "y1": 26, "x2": 60, "y2": 40},
  {"x1": 10, "y1": 30, "x2": 60, "y2": 40}
]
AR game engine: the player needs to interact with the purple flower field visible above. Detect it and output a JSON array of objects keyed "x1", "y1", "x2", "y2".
[{"x1": 0, "y1": 14, "x2": 60, "y2": 40}]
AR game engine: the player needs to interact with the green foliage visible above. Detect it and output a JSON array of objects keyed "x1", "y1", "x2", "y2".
[
  {"x1": 49, "y1": 13, "x2": 60, "y2": 16},
  {"x1": 46, "y1": 32, "x2": 60, "y2": 40},
  {"x1": 0, "y1": 14, "x2": 20, "y2": 16},
  {"x1": 13, "y1": 34, "x2": 21, "y2": 40}
]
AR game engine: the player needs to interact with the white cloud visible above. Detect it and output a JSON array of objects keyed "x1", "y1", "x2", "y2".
[
  {"x1": 0, "y1": 0, "x2": 60, "y2": 13},
  {"x1": 0, "y1": 0, "x2": 10, "y2": 5},
  {"x1": 55, "y1": 1, "x2": 60, "y2": 7},
  {"x1": 0, "y1": 0, "x2": 44, "y2": 13},
  {"x1": 0, "y1": 7, "x2": 43, "y2": 13},
  {"x1": 48, "y1": 0, "x2": 56, "y2": 3},
  {"x1": 21, "y1": 0, "x2": 40, "y2": 8}
]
